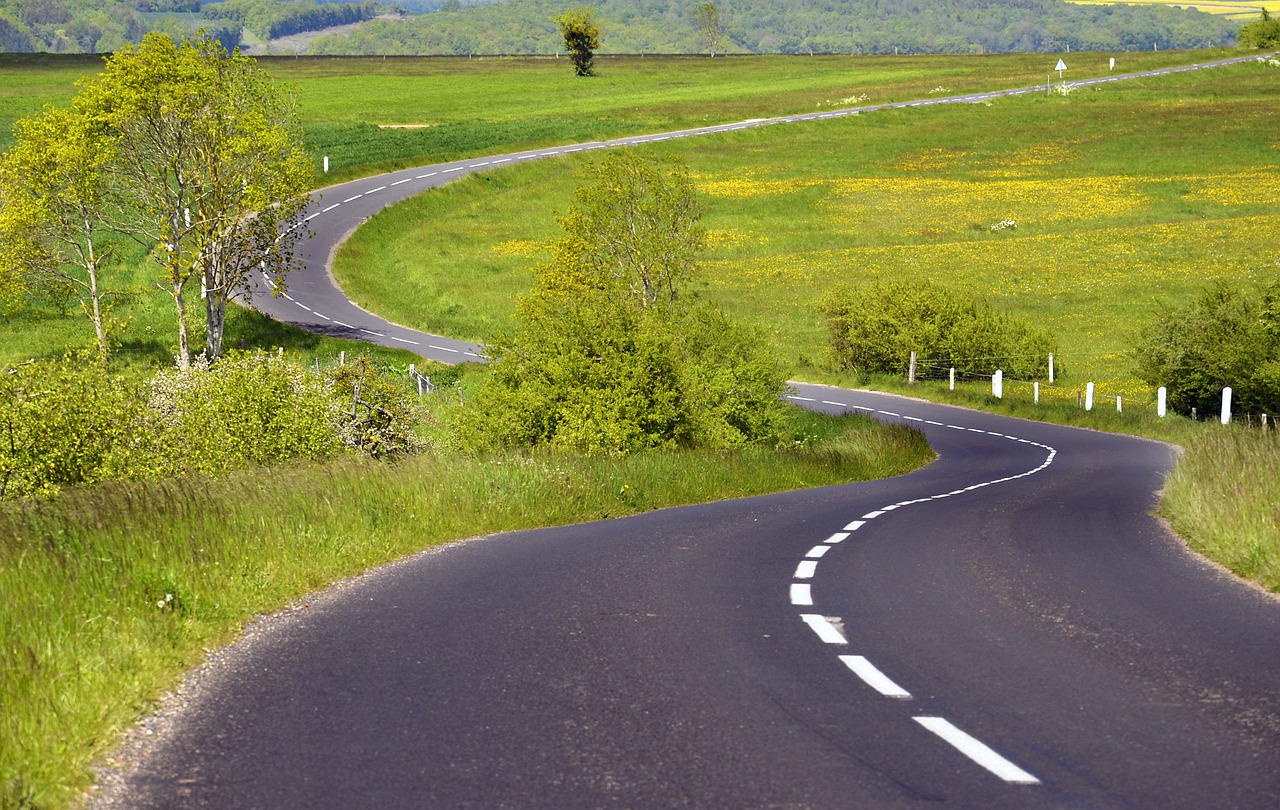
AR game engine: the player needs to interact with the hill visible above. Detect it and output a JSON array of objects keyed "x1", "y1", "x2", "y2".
[
  {"x1": 308, "y1": 0, "x2": 1241, "y2": 55},
  {"x1": 0, "y1": 0, "x2": 1243, "y2": 55}
]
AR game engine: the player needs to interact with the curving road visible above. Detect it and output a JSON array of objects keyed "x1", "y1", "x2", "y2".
[
  {"x1": 97, "y1": 54, "x2": 1280, "y2": 808},
  {"x1": 249, "y1": 50, "x2": 1275, "y2": 363}
]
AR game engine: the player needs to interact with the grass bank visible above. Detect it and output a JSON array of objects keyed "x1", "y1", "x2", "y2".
[
  {"x1": 0, "y1": 407, "x2": 930, "y2": 810},
  {"x1": 1160, "y1": 427, "x2": 1280, "y2": 591}
]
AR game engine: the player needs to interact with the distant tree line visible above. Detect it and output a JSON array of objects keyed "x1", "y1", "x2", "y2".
[
  {"x1": 0, "y1": 0, "x2": 1243, "y2": 55},
  {"x1": 201, "y1": 0, "x2": 384, "y2": 41},
  {"x1": 308, "y1": 0, "x2": 1240, "y2": 56}
]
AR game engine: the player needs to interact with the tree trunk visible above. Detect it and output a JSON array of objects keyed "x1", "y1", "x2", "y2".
[{"x1": 205, "y1": 273, "x2": 226, "y2": 361}]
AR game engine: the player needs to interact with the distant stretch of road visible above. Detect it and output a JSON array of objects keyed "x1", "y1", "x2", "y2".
[
  {"x1": 249, "y1": 50, "x2": 1275, "y2": 363},
  {"x1": 96, "y1": 53, "x2": 1280, "y2": 809}
]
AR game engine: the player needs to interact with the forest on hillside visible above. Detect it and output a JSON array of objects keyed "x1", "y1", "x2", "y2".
[
  {"x1": 0, "y1": 0, "x2": 1245, "y2": 56},
  {"x1": 309, "y1": 0, "x2": 1241, "y2": 55}
]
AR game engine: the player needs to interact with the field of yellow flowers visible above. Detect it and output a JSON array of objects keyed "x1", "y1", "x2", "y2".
[{"x1": 341, "y1": 57, "x2": 1279, "y2": 409}]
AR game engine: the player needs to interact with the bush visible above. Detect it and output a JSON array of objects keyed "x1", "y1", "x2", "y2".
[
  {"x1": 821, "y1": 280, "x2": 1058, "y2": 380},
  {"x1": 455, "y1": 151, "x2": 789, "y2": 455},
  {"x1": 0, "y1": 351, "x2": 425, "y2": 499},
  {"x1": 133, "y1": 351, "x2": 343, "y2": 477},
  {"x1": 1238, "y1": 11, "x2": 1280, "y2": 49},
  {"x1": 1133, "y1": 282, "x2": 1280, "y2": 417},
  {"x1": 0, "y1": 356, "x2": 141, "y2": 498}
]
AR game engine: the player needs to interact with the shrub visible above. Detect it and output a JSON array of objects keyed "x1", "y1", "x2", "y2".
[
  {"x1": 456, "y1": 151, "x2": 788, "y2": 455},
  {"x1": 1133, "y1": 282, "x2": 1280, "y2": 417},
  {"x1": 820, "y1": 280, "x2": 1058, "y2": 380},
  {"x1": 0, "y1": 356, "x2": 141, "y2": 498},
  {"x1": 1239, "y1": 11, "x2": 1280, "y2": 49},
  {"x1": 133, "y1": 351, "x2": 343, "y2": 477}
]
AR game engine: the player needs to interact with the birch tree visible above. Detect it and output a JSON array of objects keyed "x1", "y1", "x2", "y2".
[
  {"x1": 76, "y1": 33, "x2": 311, "y2": 367},
  {"x1": 0, "y1": 106, "x2": 120, "y2": 359}
]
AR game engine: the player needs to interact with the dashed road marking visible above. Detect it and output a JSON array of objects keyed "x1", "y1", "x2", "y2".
[
  {"x1": 840, "y1": 656, "x2": 912, "y2": 699},
  {"x1": 800, "y1": 614, "x2": 847, "y2": 645},
  {"x1": 914, "y1": 717, "x2": 1040, "y2": 784}
]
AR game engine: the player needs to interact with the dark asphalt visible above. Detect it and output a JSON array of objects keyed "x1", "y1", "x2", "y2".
[
  {"x1": 98, "y1": 53, "x2": 1280, "y2": 808},
  {"x1": 98, "y1": 388, "x2": 1280, "y2": 808}
]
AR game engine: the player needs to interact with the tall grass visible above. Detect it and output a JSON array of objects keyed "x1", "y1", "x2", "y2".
[
  {"x1": 1160, "y1": 427, "x2": 1280, "y2": 591},
  {"x1": 0, "y1": 409, "x2": 928, "y2": 810}
]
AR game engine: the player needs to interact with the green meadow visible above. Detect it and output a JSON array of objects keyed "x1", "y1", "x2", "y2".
[
  {"x1": 333, "y1": 55, "x2": 1280, "y2": 411},
  {"x1": 2, "y1": 50, "x2": 1279, "y2": 810}
]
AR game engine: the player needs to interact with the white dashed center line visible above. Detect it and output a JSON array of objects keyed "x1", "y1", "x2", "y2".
[{"x1": 914, "y1": 717, "x2": 1040, "y2": 784}]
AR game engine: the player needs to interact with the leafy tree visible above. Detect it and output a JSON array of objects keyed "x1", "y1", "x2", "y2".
[
  {"x1": 821, "y1": 280, "x2": 1058, "y2": 380},
  {"x1": 1238, "y1": 10, "x2": 1280, "y2": 49},
  {"x1": 1134, "y1": 282, "x2": 1280, "y2": 417},
  {"x1": 693, "y1": 2, "x2": 725, "y2": 56},
  {"x1": 554, "y1": 7, "x2": 600, "y2": 76},
  {"x1": 459, "y1": 151, "x2": 788, "y2": 455},
  {"x1": 0, "y1": 105, "x2": 121, "y2": 359},
  {"x1": 75, "y1": 33, "x2": 312, "y2": 367}
]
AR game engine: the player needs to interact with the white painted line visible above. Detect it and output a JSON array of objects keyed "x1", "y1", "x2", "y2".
[
  {"x1": 790, "y1": 583, "x2": 813, "y2": 606},
  {"x1": 390, "y1": 178, "x2": 412, "y2": 186},
  {"x1": 334, "y1": 321, "x2": 354, "y2": 328},
  {"x1": 878, "y1": 411, "x2": 900, "y2": 417},
  {"x1": 904, "y1": 416, "x2": 923, "y2": 422},
  {"x1": 342, "y1": 195, "x2": 363, "y2": 203},
  {"x1": 839, "y1": 655, "x2": 912, "y2": 699},
  {"x1": 492, "y1": 158, "x2": 511, "y2": 164},
  {"x1": 881, "y1": 504, "x2": 900, "y2": 511},
  {"x1": 794, "y1": 560, "x2": 818, "y2": 579},
  {"x1": 442, "y1": 167, "x2": 464, "y2": 173},
  {"x1": 472, "y1": 161, "x2": 490, "y2": 167},
  {"x1": 321, "y1": 204, "x2": 340, "y2": 212},
  {"x1": 360, "y1": 329, "x2": 380, "y2": 336},
  {"x1": 826, "y1": 532, "x2": 851, "y2": 543},
  {"x1": 806, "y1": 545, "x2": 831, "y2": 559},
  {"x1": 790, "y1": 396, "x2": 817, "y2": 402},
  {"x1": 844, "y1": 520, "x2": 866, "y2": 531},
  {"x1": 315, "y1": 312, "x2": 332, "y2": 321},
  {"x1": 428, "y1": 345, "x2": 461, "y2": 353},
  {"x1": 417, "y1": 172, "x2": 438, "y2": 178},
  {"x1": 913, "y1": 717, "x2": 1040, "y2": 784},
  {"x1": 296, "y1": 303, "x2": 312, "y2": 312},
  {"x1": 390, "y1": 336, "x2": 420, "y2": 345},
  {"x1": 925, "y1": 420, "x2": 943, "y2": 426},
  {"x1": 862, "y1": 511, "x2": 884, "y2": 519},
  {"x1": 822, "y1": 400, "x2": 847, "y2": 407},
  {"x1": 800, "y1": 614, "x2": 847, "y2": 644},
  {"x1": 304, "y1": 213, "x2": 321, "y2": 222}
]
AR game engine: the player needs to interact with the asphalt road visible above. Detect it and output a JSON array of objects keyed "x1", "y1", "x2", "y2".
[
  {"x1": 97, "y1": 53, "x2": 1280, "y2": 808},
  {"x1": 247, "y1": 50, "x2": 1276, "y2": 363},
  {"x1": 96, "y1": 386, "x2": 1280, "y2": 808}
]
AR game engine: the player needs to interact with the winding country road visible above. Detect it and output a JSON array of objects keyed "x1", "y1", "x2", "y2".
[{"x1": 97, "y1": 54, "x2": 1280, "y2": 808}]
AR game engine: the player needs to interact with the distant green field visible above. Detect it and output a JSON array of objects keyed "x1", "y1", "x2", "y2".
[
  {"x1": 333, "y1": 55, "x2": 1280, "y2": 407},
  {"x1": 5, "y1": 50, "x2": 1253, "y2": 370},
  {"x1": 1068, "y1": 0, "x2": 1280, "y2": 20}
]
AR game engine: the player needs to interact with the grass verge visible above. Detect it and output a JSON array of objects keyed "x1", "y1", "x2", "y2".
[
  {"x1": 1160, "y1": 427, "x2": 1280, "y2": 592},
  {"x1": 0, "y1": 407, "x2": 929, "y2": 810}
]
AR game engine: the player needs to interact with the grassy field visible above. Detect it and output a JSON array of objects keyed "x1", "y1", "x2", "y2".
[
  {"x1": 3, "y1": 49, "x2": 1279, "y2": 810},
  {"x1": 333, "y1": 56, "x2": 1280, "y2": 413},
  {"x1": 0, "y1": 407, "x2": 929, "y2": 810},
  {"x1": 2, "y1": 50, "x2": 1251, "y2": 369}
]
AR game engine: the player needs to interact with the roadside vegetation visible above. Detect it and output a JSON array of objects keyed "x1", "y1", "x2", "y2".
[{"x1": 1, "y1": 48, "x2": 1278, "y2": 809}]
